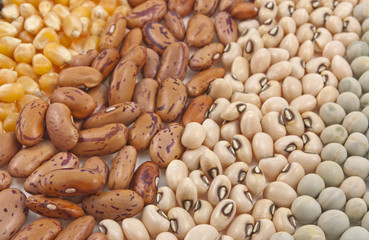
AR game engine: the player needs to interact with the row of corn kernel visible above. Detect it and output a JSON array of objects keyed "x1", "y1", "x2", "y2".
[{"x1": 0, "y1": 0, "x2": 132, "y2": 134}]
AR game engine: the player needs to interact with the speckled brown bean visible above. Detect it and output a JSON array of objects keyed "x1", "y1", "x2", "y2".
[
  {"x1": 11, "y1": 218, "x2": 62, "y2": 240},
  {"x1": 157, "y1": 42, "x2": 189, "y2": 83},
  {"x1": 82, "y1": 102, "x2": 142, "y2": 129},
  {"x1": 120, "y1": 45, "x2": 148, "y2": 72},
  {"x1": 219, "y1": 0, "x2": 242, "y2": 12},
  {"x1": 69, "y1": 49, "x2": 99, "y2": 67},
  {"x1": 130, "y1": 161, "x2": 160, "y2": 205},
  {"x1": 82, "y1": 189, "x2": 144, "y2": 220},
  {"x1": 99, "y1": 12, "x2": 126, "y2": 50},
  {"x1": 0, "y1": 170, "x2": 11, "y2": 191},
  {"x1": 142, "y1": 48, "x2": 160, "y2": 79},
  {"x1": 194, "y1": 0, "x2": 220, "y2": 16},
  {"x1": 186, "y1": 14, "x2": 215, "y2": 48},
  {"x1": 91, "y1": 48, "x2": 120, "y2": 79},
  {"x1": 87, "y1": 233, "x2": 108, "y2": 240},
  {"x1": 163, "y1": 11, "x2": 186, "y2": 40},
  {"x1": 190, "y1": 43, "x2": 224, "y2": 71},
  {"x1": 231, "y1": 2, "x2": 258, "y2": 20},
  {"x1": 108, "y1": 145, "x2": 137, "y2": 190},
  {"x1": 8, "y1": 140, "x2": 58, "y2": 178},
  {"x1": 24, "y1": 152, "x2": 79, "y2": 194},
  {"x1": 142, "y1": 22, "x2": 176, "y2": 55},
  {"x1": 181, "y1": 95, "x2": 214, "y2": 126},
  {"x1": 126, "y1": 0, "x2": 167, "y2": 29},
  {"x1": 156, "y1": 77, "x2": 187, "y2": 122},
  {"x1": 72, "y1": 123, "x2": 128, "y2": 157},
  {"x1": 57, "y1": 66, "x2": 104, "y2": 88},
  {"x1": 214, "y1": 11, "x2": 238, "y2": 45},
  {"x1": 168, "y1": 0, "x2": 195, "y2": 17},
  {"x1": 80, "y1": 157, "x2": 108, "y2": 185},
  {"x1": 0, "y1": 132, "x2": 21, "y2": 167},
  {"x1": 186, "y1": 67, "x2": 226, "y2": 97},
  {"x1": 149, "y1": 123, "x2": 185, "y2": 168},
  {"x1": 26, "y1": 195, "x2": 84, "y2": 218},
  {"x1": 132, "y1": 78, "x2": 159, "y2": 113},
  {"x1": 15, "y1": 99, "x2": 48, "y2": 146},
  {"x1": 55, "y1": 215, "x2": 95, "y2": 240},
  {"x1": 120, "y1": 28, "x2": 143, "y2": 56},
  {"x1": 128, "y1": 112, "x2": 162, "y2": 151},
  {"x1": 0, "y1": 188, "x2": 28, "y2": 240},
  {"x1": 88, "y1": 84, "x2": 109, "y2": 114}
]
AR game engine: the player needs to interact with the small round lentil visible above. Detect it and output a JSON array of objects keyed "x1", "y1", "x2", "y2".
[
  {"x1": 345, "y1": 41, "x2": 369, "y2": 63},
  {"x1": 339, "y1": 176, "x2": 366, "y2": 199},
  {"x1": 359, "y1": 70, "x2": 369, "y2": 93},
  {"x1": 293, "y1": 225, "x2": 325, "y2": 240},
  {"x1": 343, "y1": 156, "x2": 369, "y2": 179}
]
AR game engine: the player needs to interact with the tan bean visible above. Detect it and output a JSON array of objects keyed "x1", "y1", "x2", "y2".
[
  {"x1": 301, "y1": 111, "x2": 325, "y2": 135},
  {"x1": 126, "y1": 0, "x2": 167, "y2": 28},
  {"x1": 168, "y1": 0, "x2": 195, "y2": 17},
  {"x1": 71, "y1": 123, "x2": 128, "y2": 157},
  {"x1": 181, "y1": 122, "x2": 206, "y2": 150},
  {"x1": 120, "y1": 28, "x2": 143, "y2": 56},
  {"x1": 11, "y1": 218, "x2": 62, "y2": 240},
  {"x1": 82, "y1": 156, "x2": 108, "y2": 183},
  {"x1": 264, "y1": 181, "x2": 297, "y2": 208},
  {"x1": 176, "y1": 177, "x2": 198, "y2": 211},
  {"x1": 259, "y1": 80, "x2": 282, "y2": 102},
  {"x1": 142, "y1": 48, "x2": 160, "y2": 79},
  {"x1": 69, "y1": 49, "x2": 99, "y2": 67},
  {"x1": 182, "y1": 145, "x2": 209, "y2": 171},
  {"x1": 142, "y1": 21, "x2": 176, "y2": 55},
  {"x1": 231, "y1": 2, "x2": 258, "y2": 20},
  {"x1": 222, "y1": 42, "x2": 242, "y2": 70},
  {"x1": 279, "y1": 16, "x2": 296, "y2": 35},
  {"x1": 282, "y1": 107, "x2": 305, "y2": 136},
  {"x1": 231, "y1": 56, "x2": 249, "y2": 83},
  {"x1": 201, "y1": 149, "x2": 223, "y2": 180},
  {"x1": 189, "y1": 169, "x2": 210, "y2": 196},
  {"x1": 168, "y1": 207, "x2": 196, "y2": 239},
  {"x1": 262, "y1": 25, "x2": 284, "y2": 48},
  {"x1": 230, "y1": 134, "x2": 252, "y2": 164},
  {"x1": 279, "y1": 33, "x2": 299, "y2": 57},
  {"x1": 322, "y1": 40, "x2": 345, "y2": 60},
  {"x1": 252, "y1": 199, "x2": 275, "y2": 221},
  {"x1": 277, "y1": 162, "x2": 305, "y2": 190},
  {"x1": 155, "y1": 186, "x2": 177, "y2": 213},
  {"x1": 87, "y1": 233, "x2": 108, "y2": 240},
  {"x1": 207, "y1": 98, "x2": 230, "y2": 124},
  {"x1": 194, "y1": 200, "x2": 214, "y2": 225},
  {"x1": 292, "y1": 8, "x2": 309, "y2": 27},
  {"x1": 258, "y1": 18, "x2": 278, "y2": 38},
  {"x1": 0, "y1": 132, "x2": 21, "y2": 167},
  {"x1": 274, "y1": 135, "x2": 303, "y2": 157},
  {"x1": 295, "y1": 23, "x2": 316, "y2": 44},
  {"x1": 316, "y1": 86, "x2": 340, "y2": 108},
  {"x1": 82, "y1": 189, "x2": 144, "y2": 220},
  {"x1": 181, "y1": 95, "x2": 214, "y2": 126},
  {"x1": 250, "y1": 48, "x2": 271, "y2": 74},
  {"x1": 202, "y1": 118, "x2": 220, "y2": 149},
  {"x1": 184, "y1": 224, "x2": 219, "y2": 240},
  {"x1": 251, "y1": 219, "x2": 276, "y2": 240},
  {"x1": 243, "y1": 34, "x2": 264, "y2": 61},
  {"x1": 313, "y1": 27, "x2": 332, "y2": 53},
  {"x1": 214, "y1": 11, "x2": 238, "y2": 45},
  {"x1": 8, "y1": 140, "x2": 58, "y2": 178},
  {"x1": 333, "y1": 32, "x2": 360, "y2": 47},
  {"x1": 186, "y1": 14, "x2": 214, "y2": 48},
  {"x1": 91, "y1": 48, "x2": 120, "y2": 79},
  {"x1": 282, "y1": 76, "x2": 302, "y2": 103},
  {"x1": 163, "y1": 11, "x2": 185, "y2": 41},
  {"x1": 156, "y1": 232, "x2": 178, "y2": 240},
  {"x1": 208, "y1": 175, "x2": 232, "y2": 206},
  {"x1": 252, "y1": 132, "x2": 274, "y2": 161},
  {"x1": 108, "y1": 145, "x2": 137, "y2": 190},
  {"x1": 289, "y1": 56, "x2": 306, "y2": 82},
  {"x1": 219, "y1": 0, "x2": 243, "y2": 12},
  {"x1": 258, "y1": 1, "x2": 277, "y2": 23},
  {"x1": 298, "y1": 40, "x2": 314, "y2": 62},
  {"x1": 259, "y1": 154, "x2": 288, "y2": 181},
  {"x1": 99, "y1": 12, "x2": 126, "y2": 50},
  {"x1": 266, "y1": 60, "x2": 291, "y2": 81},
  {"x1": 132, "y1": 78, "x2": 159, "y2": 113},
  {"x1": 309, "y1": 7, "x2": 332, "y2": 27},
  {"x1": 213, "y1": 141, "x2": 236, "y2": 168},
  {"x1": 141, "y1": 204, "x2": 170, "y2": 238},
  {"x1": 98, "y1": 219, "x2": 124, "y2": 240},
  {"x1": 55, "y1": 216, "x2": 95, "y2": 240},
  {"x1": 240, "y1": 110, "x2": 262, "y2": 139},
  {"x1": 288, "y1": 150, "x2": 321, "y2": 174},
  {"x1": 88, "y1": 84, "x2": 109, "y2": 114},
  {"x1": 122, "y1": 218, "x2": 150, "y2": 240},
  {"x1": 211, "y1": 199, "x2": 237, "y2": 231},
  {"x1": 290, "y1": 94, "x2": 317, "y2": 113},
  {"x1": 268, "y1": 47, "x2": 289, "y2": 65},
  {"x1": 57, "y1": 66, "x2": 103, "y2": 88},
  {"x1": 261, "y1": 111, "x2": 286, "y2": 141},
  {"x1": 190, "y1": 43, "x2": 224, "y2": 71},
  {"x1": 221, "y1": 120, "x2": 241, "y2": 142},
  {"x1": 194, "y1": 0, "x2": 220, "y2": 16},
  {"x1": 0, "y1": 170, "x2": 11, "y2": 191},
  {"x1": 229, "y1": 184, "x2": 253, "y2": 214},
  {"x1": 331, "y1": 55, "x2": 353, "y2": 81},
  {"x1": 226, "y1": 214, "x2": 254, "y2": 240},
  {"x1": 245, "y1": 166, "x2": 266, "y2": 196},
  {"x1": 186, "y1": 68, "x2": 225, "y2": 98}
]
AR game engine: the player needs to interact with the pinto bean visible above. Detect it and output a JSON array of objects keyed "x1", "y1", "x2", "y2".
[
  {"x1": 190, "y1": 43, "x2": 224, "y2": 71},
  {"x1": 142, "y1": 21, "x2": 176, "y2": 55},
  {"x1": 126, "y1": 0, "x2": 167, "y2": 29},
  {"x1": 57, "y1": 66, "x2": 104, "y2": 88},
  {"x1": 120, "y1": 28, "x2": 143, "y2": 56},
  {"x1": 186, "y1": 14, "x2": 215, "y2": 48},
  {"x1": 0, "y1": 132, "x2": 21, "y2": 167},
  {"x1": 163, "y1": 11, "x2": 186, "y2": 40},
  {"x1": 91, "y1": 48, "x2": 120, "y2": 79},
  {"x1": 194, "y1": 0, "x2": 220, "y2": 16},
  {"x1": 69, "y1": 49, "x2": 99, "y2": 67},
  {"x1": 181, "y1": 95, "x2": 214, "y2": 126},
  {"x1": 142, "y1": 48, "x2": 160, "y2": 79},
  {"x1": 168, "y1": 0, "x2": 196, "y2": 17},
  {"x1": 132, "y1": 78, "x2": 159, "y2": 113},
  {"x1": 55, "y1": 215, "x2": 95, "y2": 240},
  {"x1": 99, "y1": 12, "x2": 126, "y2": 50},
  {"x1": 214, "y1": 11, "x2": 238, "y2": 45},
  {"x1": 11, "y1": 218, "x2": 62, "y2": 240},
  {"x1": 88, "y1": 84, "x2": 109, "y2": 114}
]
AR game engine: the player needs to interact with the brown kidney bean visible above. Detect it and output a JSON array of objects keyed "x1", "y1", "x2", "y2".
[
  {"x1": 126, "y1": 0, "x2": 167, "y2": 29},
  {"x1": 88, "y1": 84, "x2": 109, "y2": 114},
  {"x1": 82, "y1": 189, "x2": 144, "y2": 220},
  {"x1": 156, "y1": 77, "x2": 187, "y2": 122},
  {"x1": 15, "y1": 99, "x2": 48, "y2": 146},
  {"x1": 8, "y1": 140, "x2": 58, "y2": 178},
  {"x1": 163, "y1": 11, "x2": 186, "y2": 40},
  {"x1": 168, "y1": 0, "x2": 195, "y2": 17},
  {"x1": 219, "y1": 0, "x2": 243, "y2": 12},
  {"x1": 142, "y1": 21, "x2": 176, "y2": 54},
  {"x1": 149, "y1": 123, "x2": 185, "y2": 168},
  {"x1": 132, "y1": 78, "x2": 159, "y2": 113},
  {"x1": 57, "y1": 66, "x2": 104, "y2": 88},
  {"x1": 69, "y1": 49, "x2": 99, "y2": 67},
  {"x1": 130, "y1": 161, "x2": 160, "y2": 205},
  {"x1": 0, "y1": 188, "x2": 28, "y2": 240},
  {"x1": 87, "y1": 233, "x2": 108, "y2": 240},
  {"x1": 186, "y1": 14, "x2": 215, "y2": 48},
  {"x1": 181, "y1": 95, "x2": 214, "y2": 126},
  {"x1": 142, "y1": 48, "x2": 160, "y2": 79},
  {"x1": 71, "y1": 123, "x2": 128, "y2": 157},
  {"x1": 26, "y1": 195, "x2": 84, "y2": 219},
  {"x1": 214, "y1": 11, "x2": 239, "y2": 45},
  {"x1": 83, "y1": 102, "x2": 141, "y2": 129},
  {"x1": 231, "y1": 2, "x2": 258, "y2": 20},
  {"x1": 0, "y1": 170, "x2": 11, "y2": 191},
  {"x1": 55, "y1": 216, "x2": 95, "y2": 240},
  {"x1": 190, "y1": 43, "x2": 224, "y2": 71},
  {"x1": 186, "y1": 67, "x2": 226, "y2": 97},
  {"x1": 128, "y1": 112, "x2": 162, "y2": 151},
  {"x1": 108, "y1": 145, "x2": 137, "y2": 190},
  {"x1": 120, "y1": 45, "x2": 147, "y2": 72},
  {"x1": 0, "y1": 132, "x2": 21, "y2": 167},
  {"x1": 99, "y1": 12, "x2": 126, "y2": 50},
  {"x1": 128, "y1": 0, "x2": 147, "y2": 7},
  {"x1": 50, "y1": 87, "x2": 96, "y2": 119},
  {"x1": 11, "y1": 218, "x2": 62, "y2": 240},
  {"x1": 46, "y1": 103, "x2": 79, "y2": 151},
  {"x1": 119, "y1": 28, "x2": 143, "y2": 56},
  {"x1": 82, "y1": 156, "x2": 109, "y2": 183},
  {"x1": 38, "y1": 168, "x2": 105, "y2": 197},
  {"x1": 91, "y1": 48, "x2": 120, "y2": 79},
  {"x1": 24, "y1": 152, "x2": 79, "y2": 195},
  {"x1": 194, "y1": 0, "x2": 220, "y2": 16}
]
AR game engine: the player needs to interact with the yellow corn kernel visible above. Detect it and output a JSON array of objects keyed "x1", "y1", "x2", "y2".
[
  {"x1": 58, "y1": 31, "x2": 72, "y2": 47},
  {"x1": 55, "y1": 0, "x2": 69, "y2": 6},
  {"x1": 1, "y1": 3, "x2": 20, "y2": 21},
  {"x1": 3, "y1": 113, "x2": 19, "y2": 132},
  {"x1": 70, "y1": 37, "x2": 85, "y2": 53},
  {"x1": 117, "y1": 0, "x2": 129, "y2": 5},
  {"x1": 80, "y1": 17, "x2": 90, "y2": 37},
  {"x1": 15, "y1": 63, "x2": 39, "y2": 80},
  {"x1": 91, "y1": 5, "x2": 108, "y2": 20},
  {"x1": 112, "y1": 4, "x2": 131, "y2": 17},
  {"x1": 0, "y1": 36, "x2": 22, "y2": 57},
  {"x1": 18, "y1": 30, "x2": 34, "y2": 43},
  {"x1": 38, "y1": 0, "x2": 53, "y2": 16},
  {"x1": 68, "y1": 48, "x2": 79, "y2": 57},
  {"x1": 24, "y1": 15, "x2": 44, "y2": 35},
  {"x1": 3, "y1": 0, "x2": 12, "y2": 5},
  {"x1": 13, "y1": 43, "x2": 36, "y2": 64},
  {"x1": 71, "y1": 5, "x2": 91, "y2": 18},
  {"x1": 99, "y1": 0, "x2": 117, "y2": 15},
  {"x1": 0, "y1": 83, "x2": 25, "y2": 102},
  {"x1": 82, "y1": 0, "x2": 97, "y2": 10},
  {"x1": 11, "y1": 0, "x2": 28, "y2": 5},
  {"x1": 33, "y1": 27, "x2": 59, "y2": 50},
  {"x1": 70, "y1": 0, "x2": 86, "y2": 10},
  {"x1": 16, "y1": 93, "x2": 40, "y2": 110},
  {"x1": 0, "y1": 102, "x2": 18, "y2": 121},
  {"x1": 17, "y1": 76, "x2": 41, "y2": 96},
  {"x1": 19, "y1": 2, "x2": 38, "y2": 18},
  {"x1": 0, "y1": 69, "x2": 18, "y2": 85},
  {"x1": 0, "y1": 21, "x2": 18, "y2": 37},
  {"x1": 0, "y1": 121, "x2": 5, "y2": 135},
  {"x1": 11, "y1": 16, "x2": 24, "y2": 34},
  {"x1": 38, "y1": 72, "x2": 57, "y2": 95},
  {"x1": 89, "y1": 18, "x2": 106, "y2": 36},
  {"x1": 84, "y1": 35, "x2": 99, "y2": 52},
  {"x1": 0, "y1": 54, "x2": 17, "y2": 69},
  {"x1": 43, "y1": 42, "x2": 72, "y2": 66},
  {"x1": 63, "y1": 14, "x2": 82, "y2": 39},
  {"x1": 32, "y1": 53, "x2": 53, "y2": 75},
  {"x1": 44, "y1": 11, "x2": 62, "y2": 31},
  {"x1": 51, "y1": 4, "x2": 70, "y2": 19}
]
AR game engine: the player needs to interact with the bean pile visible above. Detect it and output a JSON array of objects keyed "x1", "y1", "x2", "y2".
[{"x1": 1, "y1": 0, "x2": 369, "y2": 239}]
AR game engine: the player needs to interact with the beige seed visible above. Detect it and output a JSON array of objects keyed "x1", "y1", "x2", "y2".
[
  {"x1": 221, "y1": 120, "x2": 241, "y2": 142},
  {"x1": 251, "y1": 219, "x2": 276, "y2": 240},
  {"x1": 282, "y1": 76, "x2": 302, "y2": 103},
  {"x1": 122, "y1": 218, "x2": 150, "y2": 240},
  {"x1": 250, "y1": 48, "x2": 271, "y2": 74},
  {"x1": 175, "y1": 178, "x2": 198, "y2": 211},
  {"x1": 238, "y1": 20, "x2": 260, "y2": 34},
  {"x1": 210, "y1": 199, "x2": 237, "y2": 232},
  {"x1": 320, "y1": 70, "x2": 338, "y2": 88},
  {"x1": 200, "y1": 149, "x2": 223, "y2": 180},
  {"x1": 166, "y1": 160, "x2": 189, "y2": 192},
  {"x1": 202, "y1": 119, "x2": 220, "y2": 149},
  {"x1": 279, "y1": 16, "x2": 296, "y2": 35},
  {"x1": 305, "y1": 57, "x2": 330, "y2": 74},
  {"x1": 240, "y1": 111, "x2": 262, "y2": 139},
  {"x1": 290, "y1": 94, "x2": 317, "y2": 113},
  {"x1": 272, "y1": 207, "x2": 296, "y2": 234},
  {"x1": 261, "y1": 97, "x2": 289, "y2": 115},
  {"x1": 155, "y1": 186, "x2": 176, "y2": 213},
  {"x1": 141, "y1": 205, "x2": 170, "y2": 238},
  {"x1": 316, "y1": 86, "x2": 340, "y2": 109},
  {"x1": 222, "y1": 42, "x2": 243, "y2": 70},
  {"x1": 237, "y1": 28, "x2": 261, "y2": 50},
  {"x1": 259, "y1": 154, "x2": 288, "y2": 181},
  {"x1": 295, "y1": 23, "x2": 316, "y2": 44},
  {"x1": 331, "y1": 55, "x2": 353, "y2": 81},
  {"x1": 292, "y1": 8, "x2": 309, "y2": 27},
  {"x1": 261, "y1": 111, "x2": 287, "y2": 141},
  {"x1": 268, "y1": 47, "x2": 290, "y2": 65},
  {"x1": 207, "y1": 78, "x2": 233, "y2": 100},
  {"x1": 334, "y1": 2, "x2": 353, "y2": 19},
  {"x1": 282, "y1": 107, "x2": 305, "y2": 136},
  {"x1": 302, "y1": 131, "x2": 323, "y2": 154},
  {"x1": 231, "y1": 56, "x2": 249, "y2": 83},
  {"x1": 274, "y1": 135, "x2": 304, "y2": 156},
  {"x1": 189, "y1": 170, "x2": 210, "y2": 196},
  {"x1": 193, "y1": 200, "x2": 214, "y2": 225},
  {"x1": 277, "y1": 162, "x2": 306, "y2": 190},
  {"x1": 252, "y1": 132, "x2": 274, "y2": 161},
  {"x1": 229, "y1": 184, "x2": 254, "y2": 214},
  {"x1": 207, "y1": 98, "x2": 231, "y2": 125},
  {"x1": 245, "y1": 166, "x2": 266, "y2": 196},
  {"x1": 288, "y1": 150, "x2": 321, "y2": 174},
  {"x1": 262, "y1": 25, "x2": 284, "y2": 48},
  {"x1": 259, "y1": 80, "x2": 282, "y2": 103},
  {"x1": 301, "y1": 111, "x2": 326, "y2": 135},
  {"x1": 313, "y1": 27, "x2": 333, "y2": 53},
  {"x1": 184, "y1": 224, "x2": 219, "y2": 240},
  {"x1": 301, "y1": 73, "x2": 324, "y2": 97},
  {"x1": 333, "y1": 32, "x2": 359, "y2": 47},
  {"x1": 224, "y1": 74, "x2": 244, "y2": 93},
  {"x1": 258, "y1": 18, "x2": 277, "y2": 38},
  {"x1": 279, "y1": 33, "x2": 299, "y2": 57},
  {"x1": 168, "y1": 207, "x2": 195, "y2": 239},
  {"x1": 322, "y1": 40, "x2": 345, "y2": 60},
  {"x1": 244, "y1": 73, "x2": 267, "y2": 94},
  {"x1": 289, "y1": 57, "x2": 306, "y2": 79},
  {"x1": 231, "y1": 134, "x2": 253, "y2": 164},
  {"x1": 208, "y1": 175, "x2": 232, "y2": 206},
  {"x1": 221, "y1": 101, "x2": 247, "y2": 121},
  {"x1": 156, "y1": 232, "x2": 178, "y2": 240},
  {"x1": 182, "y1": 145, "x2": 209, "y2": 171},
  {"x1": 243, "y1": 35, "x2": 264, "y2": 61},
  {"x1": 325, "y1": 15, "x2": 343, "y2": 34},
  {"x1": 226, "y1": 214, "x2": 255, "y2": 240},
  {"x1": 213, "y1": 141, "x2": 237, "y2": 168},
  {"x1": 298, "y1": 40, "x2": 314, "y2": 62},
  {"x1": 181, "y1": 122, "x2": 206, "y2": 149},
  {"x1": 99, "y1": 219, "x2": 124, "y2": 240},
  {"x1": 252, "y1": 199, "x2": 276, "y2": 221},
  {"x1": 231, "y1": 92, "x2": 261, "y2": 108},
  {"x1": 258, "y1": 1, "x2": 278, "y2": 23}
]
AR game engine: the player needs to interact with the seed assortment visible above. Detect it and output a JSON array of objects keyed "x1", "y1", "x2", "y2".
[{"x1": 2, "y1": 0, "x2": 369, "y2": 239}]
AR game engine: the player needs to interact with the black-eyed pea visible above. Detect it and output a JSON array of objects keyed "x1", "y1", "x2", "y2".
[
  {"x1": 207, "y1": 78, "x2": 233, "y2": 100},
  {"x1": 210, "y1": 199, "x2": 237, "y2": 232},
  {"x1": 244, "y1": 73, "x2": 267, "y2": 94},
  {"x1": 231, "y1": 134, "x2": 253, "y2": 164},
  {"x1": 243, "y1": 34, "x2": 264, "y2": 61},
  {"x1": 176, "y1": 177, "x2": 198, "y2": 212},
  {"x1": 231, "y1": 56, "x2": 249, "y2": 83},
  {"x1": 277, "y1": 1, "x2": 295, "y2": 18},
  {"x1": 331, "y1": 55, "x2": 353, "y2": 81},
  {"x1": 55, "y1": 215, "x2": 95, "y2": 240},
  {"x1": 182, "y1": 146, "x2": 209, "y2": 171},
  {"x1": 268, "y1": 47, "x2": 289, "y2": 65},
  {"x1": 275, "y1": 135, "x2": 303, "y2": 156},
  {"x1": 273, "y1": 208, "x2": 296, "y2": 235},
  {"x1": 316, "y1": 86, "x2": 340, "y2": 108},
  {"x1": 208, "y1": 175, "x2": 232, "y2": 206},
  {"x1": 99, "y1": 219, "x2": 124, "y2": 240},
  {"x1": 321, "y1": 70, "x2": 338, "y2": 88},
  {"x1": 217, "y1": 235, "x2": 235, "y2": 240},
  {"x1": 262, "y1": 25, "x2": 284, "y2": 48},
  {"x1": 141, "y1": 205, "x2": 170, "y2": 238},
  {"x1": 258, "y1": 1, "x2": 277, "y2": 23},
  {"x1": 325, "y1": 15, "x2": 343, "y2": 34},
  {"x1": 340, "y1": 176, "x2": 366, "y2": 199},
  {"x1": 266, "y1": 60, "x2": 292, "y2": 81},
  {"x1": 301, "y1": 73, "x2": 324, "y2": 97},
  {"x1": 221, "y1": 120, "x2": 241, "y2": 142},
  {"x1": 306, "y1": 57, "x2": 330, "y2": 74},
  {"x1": 252, "y1": 199, "x2": 275, "y2": 222},
  {"x1": 222, "y1": 42, "x2": 242, "y2": 70},
  {"x1": 193, "y1": 200, "x2": 213, "y2": 225},
  {"x1": 181, "y1": 122, "x2": 206, "y2": 149},
  {"x1": 11, "y1": 218, "x2": 63, "y2": 240},
  {"x1": 122, "y1": 218, "x2": 150, "y2": 240},
  {"x1": 237, "y1": 28, "x2": 261, "y2": 49},
  {"x1": 298, "y1": 40, "x2": 314, "y2": 62},
  {"x1": 301, "y1": 111, "x2": 325, "y2": 135},
  {"x1": 288, "y1": 150, "x2": 321, "y2": 174},
  {"x1": 240, "y1": 111, "x2": 262, "y2": 139},
  {"x1": 189, "y1": 170, "x2": 210, "y2": 196},
  {"x1": 229, "y1": 184, "x2": 253, "y2": 214},
  {"x1": 289, "y1": 57, "x2": 306, "y2": 80},
  {"x1": 333, "y1": 32, "x2": 360, "y2": 47},
  {"x1": 251, "y1": 219, "x2": 276, "y2": 240},
  {"x1": 296, "y1": 23, "x2": 316, "y2": 44},
  {"x1": 155, "y1": 186, "x2": 176, "y2": 213},
  {"x1": 226, "y1": 214, "x2": 254, "y2": 240},
  {"x1": 282, "y1": 107, "x2": 305, "y2": 136},
  {"x1": 245, "y1": 166, "x2": 266, "y2": 197},
  {"x1": 259, "y1": 154, "x2": 288, "y2": 181},
  {"x1": 334, "y1": 1, "x2": 353, "y2": 18},
  {"x1": 156, "y1": 232, "x2": 178, "y2": 240},
  {"x1": 261, "y1": 97, "x2": 289, "y2": 115},
  {"x1": 277, "y1": 162, "x2": 305, "y2": 190},
  {"x1": 291, "y1": 7, "x2": 309, "y2": 26},
  {"x1": 322, "y1": 40, "x2": 345, "y2": 60},
  {"x1": 252, "y1": 132, "x2": 274, "y2": 161},
  {"x1": 184, "y1": 224, "x2": 219, "y2": 240},
  {"x1": 302, "y1": 131, "x2": 323, "y2": 154},
  {"x1": 343, "y1": 16, "x2": 361, "y2": 36},
  {"x1": 213, "y1": 141, "x2": 236, "y2": 168},
  {"x1": 220, "y1": 101, "x2": 247, "y2": 121},
  {"x1": 202, "y1": 119, "x2": 220, "y2": 149},
  {"x1": 207, "y1": 98, "x2": 231, "y2": 125},
  {"x1": 259, "y1": 19, "x2": 277, "y2": 38},
  {"x1": 313, "y1": 27, "x2": 333, "y2": 53},
  {"x1": 263, "y1": 181, "x2": 297, "y2": 208},
  {"x1": 200, "y1": 149, "x2": 223, "y2": 180},
  {"x1": 259, "y1": 80, "x2": 282, "y2": 103},
  {"x1": 224, "y1": 162, "x2": 249, "y2": 186},
  {"x1": 261, "y1": 111, "x2": 287, "y2": 141},
  {"x1": 168, "y1": 207, "x2": 196, "y2": 239},
  {"x1": 224, "y1": 75, "x2": 245, "y2": 93},
  {"x1": 166, "y1": 160, "x2": 189, "y2": 192},
  {"x1": 279, "y1": 16, "x2": 296, "y2": 35},
  {"x1": 250, "y1": 48, "x2": 271, "y2": 74},
  {"x1": 0, "y1": 170, "x2": 11, "y2": 191},
  {"x1": 0, "y1": 132, "x2": 21, "y2": 167},
  {"x1": 279, "y1": 33, "x2": 299, "y2": 57}
]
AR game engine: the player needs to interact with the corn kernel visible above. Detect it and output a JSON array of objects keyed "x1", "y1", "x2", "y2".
[
  {"x1": 84, "y1": 35, "x2": 99, "y2": 52},
  {"x1": 38, "y1": 72, "x2": 57, "y2": 95},
  {"x1": 17, "y1": 75, "x2": 41, "y2": 96},
  {"x1": 18, "y1": 30, "x2": 33, "y2": 43},
  {"x1": 89, "y1": 18, "x2": 106, "y2": 36},
  {"x1": 112, "y1": 4, "x2": 131, "y2": 17},
  {"x1": 0, "y1": 83, "x2": 25, "y2": 102},
  {"x1": 63, "y1": 14, "x2": 82, "y2": 39},
  {"x1": 11, "y1": 0, "x2": 28, "y2": 6},
  {"x1": 15, "y1": 63, "x2": 39, "y2": 80},
  {"x1": 13, "y1": 43, "x2": 35, "y2": 64},
  {"x1": 19, "y1": 2, "x2": 38, "y2": 18},
  {"x1": 71, "y1": 5, "x2": 91, "y2": 18},
  {"x1": 99, "y1": 0, "x2": 117, "y2": 15},
  {"x1": 32, "y1": 53, "x2": 53, "y2": 75},
  {"x1": 16, "y1": 94, "x2": 40, "y2": 110},
  {"x1": 38, "y1": 0, "x2": 53, "y2": 16},
  {"x1": 1, "y1": 3, "x2": 20, "y2": 21},
  {"x1": 3, "y1": 113, "x2": 19, "y2": 132},
  {"x1": 43, "y1": 42, "x2": 71, "y2": 66},
  {"x1": 0, "y1": 102, "x2": 18, "y2": 121},
  {"x1": 24, "y1": 15, "x2": 44, "y2": 35},
  {"x1": 80, "y1": 17, "x2": 90, "y2": 37},
  {"x1": 117, "y1": 0, "x2": 129, "y2": 5},
  {"x1": 44, "y1": 11, "x2": 61, "y2": 31},
  {"x1": 70, "y1": 0, "x2": 86, "y2": 10},
  {"x1": 51, "y1": 4, "x2": 70, "y2": 19},
  {"x1": 82, "y1": 0, "x2": 97, "y2": 11},
  {"x1": 25, "y1": 0, "x2": 40, "y2": 7},
  {"x1": 11, "y1": 16, "x2": 24, "y2": 34},
  {"x1": 0, "y1": 36, "x2": 22, "y2": 57},
  {"x1": 33, "y1": 27, "x2": 59, "y2": 50},
  {"x1": 91, "y1": 5, "x2": 108, "y2": 19},
  {"x1": 0, "y1": 69, "x2": 18, "y2": 85},
  {"x1": 0, "y1": 20, "x2": 18, "y2": 37},
  {"x1": 68, "y1": 48, "x2": 80, "y2": 57},
  {"x1": 70, "y1": 37, "x2": 85, "y2": 53},
  {"x1": 55, "y1": 0, "x2": 69, "y2": 6},
  {"x1": 58, "y1": 31, "x2": 72, "y2": 47},
  {"x1": 0, "y1": 53, "x2": 17, "y2": 69},
  {"x1": 0, "y1": 121, "x2": 5, "y2": 136}
]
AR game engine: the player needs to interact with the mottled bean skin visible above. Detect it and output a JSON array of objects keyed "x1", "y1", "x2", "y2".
[
  {"x1": 88, "y1": 84, "x2": 109, "y2": 114},
  {"x1": 11, "y1": 218, "x2": 62, "y2": 240},
  {"x1": 120, "y1": 45, "x2": 148, "y2": 72},
  {"x1": 142, "y1": 21, "x2": 176, "y2": 54},
  {"x1": 186, "y1": 68, "x2": 226, "y2": 97},
  {"x1": 163, "y1": 11, "x2": 186, "y2": 40},
  {"x1": 91, "y1": 48, "x2": 120, "y2": 79},
  {"x1": 0, "y1": 188, "x2": 28, "y2": 240},
  {"x1": 15, "y1": 99, "x2": 48, "y2": 146},
  {"x1": 132, "y1": 78, "x2": 159, "y2": 113},
  {"x1": 181, "y1": 95, "x2": 214, "y2": 126},
  {"x1": 231, "y1": 2, "x2": 258, "y2": 20},
  {"x1": 126, "y1": 0, "x2": 167, "y2": 29},
  {"x1": 142, "y1": 48, "x2": 160, "y2": 79},
  {"x1": 219, "y1": 0, "x2": 243, "y2": 12},
  {"x1": 82, "y1": 189, "x2": 145, "y2": 220},
  {"x1": 194, "y1": 0, "x2": 220, "y2": 16},
  {"x1": 0, "y1": 132, "x2": 21, "y2": 167},
  {"x1": 55, "y1": 215, "x2": 95, "y2": 240},
  {"x1": 87, "y1": 233, "x2": 108, "y2": 240},
  {"x1": 214, "y1": 11, "x2": 238, "y2": 45},
  {"x1": 186, "y1": 14, "x2": 215, "y2": 48},
  {"x1": 190, "y1": 43, "x2": 224, "y2": 71},
  {"x1": 99, "y1": 12, "x2": 126, "y2": 50},
  {"x1": 69, "y1": 49, "x2": 99, "y2": 67},
  {"x1": 57, "y1": 66, "x2": 104, "y2": 88},
  {"x1": 168, "y1": 0, "x2": 195, "y2": 17},
  {"x1": 120, "y1": 28, "x2": 143, "y2": 56},
  {"x1": 82, "y1": 156, "x2": 109, "y2": 183},
  {"x1": 0, "y1": 170, "x2": 11, "y2": 191}
]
